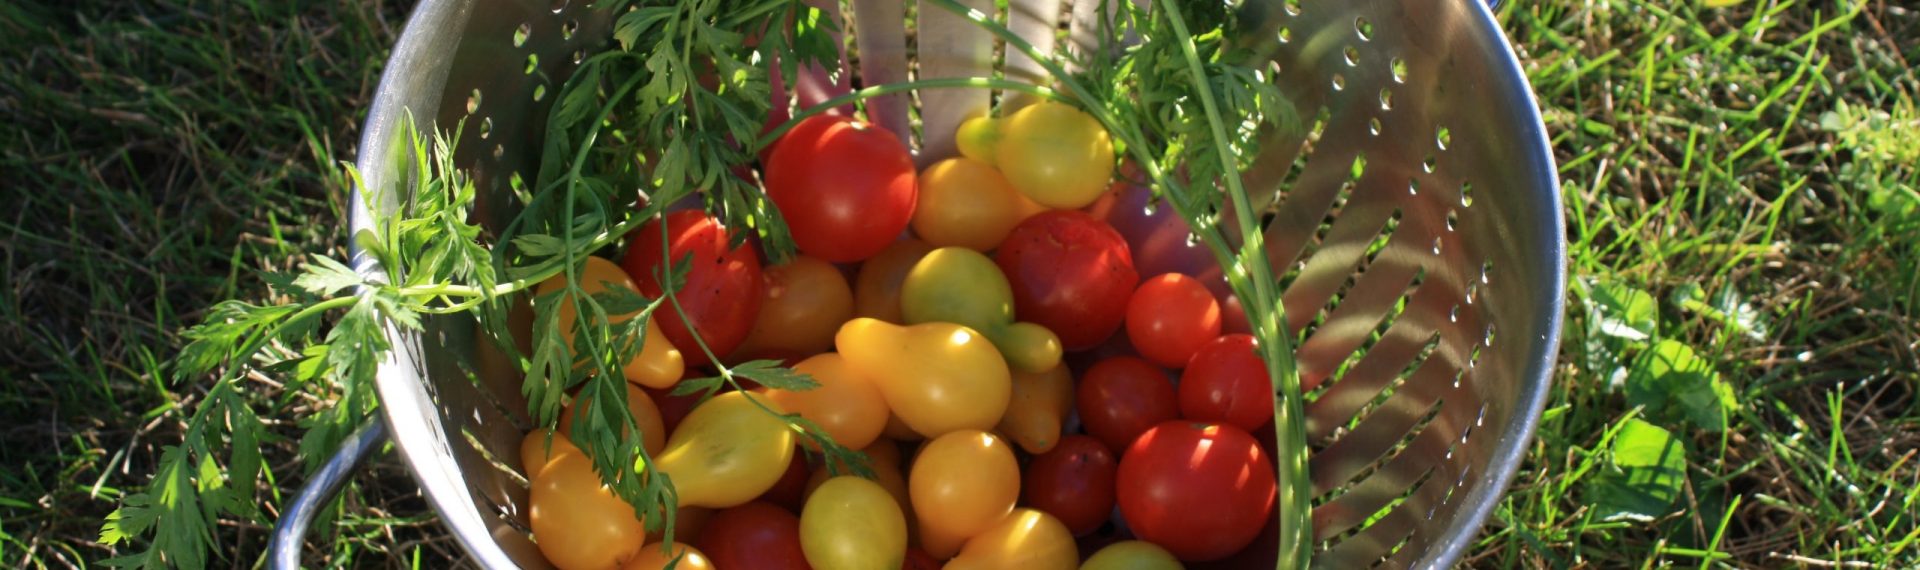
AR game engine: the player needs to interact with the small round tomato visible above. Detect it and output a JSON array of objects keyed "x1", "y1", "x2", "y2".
[
  {"x1": 765, "y1": 115, "x2": 917, "y2": 262},
  {"x1": 529, "y1": 438, "x2": 644, "y2": 570},
  {"x1": 623, "y1": 542, "x2": 715, "y2": 570},
  {"x1": 765, "y1": 353, "x2": 890, "y2": 451},
  {"x1": 801, "y1": 476, "x2": 909, "y2": 570},
  {"x1": 852, "y1": 238, "x2": 935, "y2": 323},
  {"x1": 696, "y1": 501, "x2": 811, "y2": 570},
  {"x1": 943, "y1": 508, "x2": 1079, "y2": 570},
  {"x1": 1118, "y1": 422, "x2": 1275, "y2": 561},
  {"x1": 558, "y1": 383, "x2": 667, "y2": 456},
  {"x1": 995, "y1": 102, "x2": 1115, "y2": 209},
  {"x1": 732, "y1": 255, "x2": 854, "y2": 361},
  {"x1": 519, "y1": 428, "x2": 571, "y2": 480},
  {"x1": 1022, "y1": 435, "x2": 1117, "y2": 536},
  {"x1": 622, "y1": 211, "x2": 763, "y2": 366},
  {"x1": 1126, "y1": 274, "x2": 1223, "y2": 368},
  {"x1": 910, "y1": 430, "x2": 1021, "y2": 558},
  {"x1": 1221, "y1": 294, "x2": 1252, "y2": 335},
  {"x1": 1077, "y1": 356, "x2": 1179, "y2": 453},
  {"x1": 911, "y1": 158, "x2": 1044, "y2": 251},
  {"x1": 1178, "y1": 334, "x2": 1273, "y2": 432},
  {"x1": 996, "y1": 211, "x2": 1138, "y2": 350},
  {"x1": 1082, "y1": 541, "x2": 1183, "y2": 570}
]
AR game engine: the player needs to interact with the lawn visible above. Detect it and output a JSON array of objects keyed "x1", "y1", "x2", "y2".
[{"x1": 1, "y1": 0, "x2": 1916, "y2": 568}]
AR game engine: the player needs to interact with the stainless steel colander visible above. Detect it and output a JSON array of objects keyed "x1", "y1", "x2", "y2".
[{"x1": 270, "y1": 0, "x2": 1563, "y2": 567}]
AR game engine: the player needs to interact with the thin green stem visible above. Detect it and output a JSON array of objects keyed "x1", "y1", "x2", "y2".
[{"x1": 1155, "y1": 3, "x2": 1308, "y2": 567}]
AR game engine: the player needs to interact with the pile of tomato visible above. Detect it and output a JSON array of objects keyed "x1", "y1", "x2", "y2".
[{"x1": 517, "y1": 101, "x2": 1282, "y2": 570}]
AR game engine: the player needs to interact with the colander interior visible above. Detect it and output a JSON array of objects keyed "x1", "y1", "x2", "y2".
[{"x1": 351, "y1": 0, "x2": 1561, "y2": 567}]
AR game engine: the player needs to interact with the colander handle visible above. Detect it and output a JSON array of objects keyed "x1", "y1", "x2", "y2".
[{"x1": 268, "y1": 418, "x2": 388, "y2": 570}]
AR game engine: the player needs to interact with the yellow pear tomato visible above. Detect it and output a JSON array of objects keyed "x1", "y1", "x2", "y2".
[
  {"x1": 558, "y1": 383, "x2": 667, "y2": 456},
  {"x1": 994, "y1": 364, "x2": 1075, "y2": 454},
  {"x1": 655, "y1": 391, "x2": 796, "y2": 508},
  {"x1": 533, "y1": 256, "x2": 685, "y2": 389},
  {"x1": 835, "y1": 318, "x2": 1011, "y2": 438}
]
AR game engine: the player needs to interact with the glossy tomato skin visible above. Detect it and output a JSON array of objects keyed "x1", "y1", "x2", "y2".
[
  {"x1": 1077, "y1": 356, "x2": 1180, "y2": 453},
  {"x1": 996, "y1": 211, "x2": 1139, "y2": 350},
  {"x1": 697, "y1": 501, "x2": 813, "y2": 570},
  {"x1": 1022, "y1": 435, "x2": 1117, "y2": 536},
  {"x1": 765, "y1": 115, "x2": 917, "y2": 263},
  {"x1": 1126, "y1": 274, "x2": 1223, "y2": 369},
  {"x1": 1178, "y1": 334, "x2": 1274, "y2": 432},
  {"x1": 622, "y1": 211, "x2": 763, "y2": 366},
  {"x1": 1117, "y1": 422, "x2": 1276, "y2": 561}
]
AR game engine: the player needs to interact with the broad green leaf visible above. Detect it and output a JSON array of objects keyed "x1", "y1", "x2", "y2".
[
  {"x1": 1626, "y1": 340, "x2": 1736, "y2": 431},
  {"x1": 1587, "y1": 418, "x2": 1688, "y2": 522},
  {"x1": 1587, "y1": 278, "x2": 1657, "y2": 342}
]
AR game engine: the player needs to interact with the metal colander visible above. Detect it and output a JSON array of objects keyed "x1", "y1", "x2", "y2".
[{"x1": 270, "y1": 0, "x2": 1564, "y2": 567}]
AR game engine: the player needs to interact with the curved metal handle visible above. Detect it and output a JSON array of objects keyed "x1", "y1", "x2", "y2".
[{"x1": 269, "y1": 419, "x2": 389, "y2": 570}]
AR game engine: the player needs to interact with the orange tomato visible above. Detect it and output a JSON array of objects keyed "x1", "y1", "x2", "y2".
[
  {"x1": 529, "y1": 438, "x2": 645, "y2": 570},
  {"x1": 731, "y1": 256, "x2": 855, "y2": 360},
  {"x1": 909, "y1": 430, "x2": 1020, "y2": 558},
  {"x1": 558, "y1": 383, "x2": 668, "y2": 456},
  {"x1": 533, "y1": 256, "x2": 685, "y2": 389},
  {"x1": 763, "y1": 353, "x2": 889, "y2": 451}
]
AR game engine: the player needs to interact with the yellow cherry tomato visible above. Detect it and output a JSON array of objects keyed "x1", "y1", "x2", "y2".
[
  {"x1": 835, "y1": 318, "x2": 1011, "y2": 438},
  {"x1": 622, "y1": 542, "x2": 715, "y2": 570},
  {"x1": 656, "y1": 391, "x2": 796, "y2": 508},
  {"x1": 945, "y1": 509, "x2": 1078, "y2": 570},
  {"x1": 530, "y1": 438, "x2": 645, "y2": 570},
  {"x1": 558, "y1": 383, "x2": 668, "y2": 456},
  {"x1": 995, "y1": 102, "x2": 1115, "y2": 209},
  {"x1": 909, "y1": 430, "x2": 1020, "y2": 558},
  {"x1": 801, "y1": 476, "x2": 909, "y2": 570},
  {"x1": 805, "y1": 441, "x2": 915, "y2": 547},
  {"x1": 853, "y1": 239, "x2": 935, "y2": 323},
  {"x1": 764, "y1": 353, "x2": 890, "y2": 451},
  {"x1": 994, "y1": 364, "x2": 1074, "y2": 454},
  {"x1": 956, "y1": 115, "x2": 1001, "y2": 165},
  {"x1": 883, "y1": 413, "x2": 924, "y2": 442},
  {"x1": 731, "y1": 255, "x2": 855, "y2": 361},
  {"x1": 534, "y1": 256, "x2": 685, "y2": 389},
  {"x1": 1080, "y1": 541, "x2": 1185, "y2": 570},
  {"x1": 911, "y1": 159, "x2": 1046, "y2": 252}
]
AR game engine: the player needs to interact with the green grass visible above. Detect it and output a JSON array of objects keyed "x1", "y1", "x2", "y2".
[{"x1": 1, "y1": 0, "x2": 1916, "y2": 567}]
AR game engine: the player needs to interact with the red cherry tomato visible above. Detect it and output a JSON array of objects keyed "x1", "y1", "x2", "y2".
[
  {"x1": 622, "y1": 211, "x2": 763, "y2": 366},
  {"x1": 1178, "y1": 334, "x2": 1273, "y2": 432},
  {"x1": 758, "y1": 447, "x2": 812, "y2": 513},
  {"x1": 696, "y1": 501, "x2": 812, "y2": 570},
  {"x1": 1076, "y1": 356, "x2": 1179, "y2": 453},
  {"x1": 1022, "y1": 435, "x2": 1117, "y2": 537},
  {"x1": 995, "y1": 211, "x2": 1139, "y2": 350},
  {"x1": 1117, "y1": 422, "x2": 1276, "y2": 561},
  {"x1": 1125, "y1": 274, "x2": 1222, "y2": 368},
  {"x1": 1221, "y1": 294, "x2": 1252, "y2": 335},
  {"x1": 900, "y1": 547, "x2": 940, "y2": 570},
  {"x1": 764, "y1": 115, "x2": 917, "y2": 262}
]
